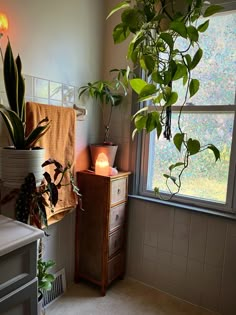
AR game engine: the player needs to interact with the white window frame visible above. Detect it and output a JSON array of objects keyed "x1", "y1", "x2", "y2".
[
  {"x1": 131, "y1": 4, "x2": 236, "y2": 214},
  {"x1": 139, "y1": 105, "x2": 236, "y2": 214}
]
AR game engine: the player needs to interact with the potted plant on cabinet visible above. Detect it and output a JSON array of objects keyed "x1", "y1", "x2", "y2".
[
  {"x1": 37, "y1": 258, "x2": 55, "y2": 315},
  {"x1": 78, "y1": 68, "x2": 132, "y2": 169},
  {"x1": 0, "y1": 40, "x2": 50, "y2": 187},
  {"x1": 107, "y1": 0, "x2": 222, "y2": 195}
]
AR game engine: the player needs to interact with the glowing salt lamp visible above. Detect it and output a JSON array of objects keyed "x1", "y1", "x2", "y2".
[
  {"x1": 0, "y1": 13, "x2": 8, "y2": 36},
  {"x1": 95, "y1": 153, "x2": 109, "y2": 176}
]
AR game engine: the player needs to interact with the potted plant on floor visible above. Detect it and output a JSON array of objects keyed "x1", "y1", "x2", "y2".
[
  {"x1": 107, "y1": 0, "x2": 222, "y2": 195},
  {"x1": 37, "y1": 258, "x2": 55, "y2": 315},
  {"x1": 0, "y1": 40, "x2": 50, "y2": 187},
  {"x1": 78, "y1": 68, "x2": 132, "y2": 169}
]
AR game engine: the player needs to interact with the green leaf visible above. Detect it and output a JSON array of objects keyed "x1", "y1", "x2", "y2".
[
  {"x1": 140, "y1": 55, "x2": 155, "y2": 75},
  {"x1": 173, "y1": 133, "x2": 184, "y2": 152},
  {"x1": 139, "y1": 84, "x2": 157, "y2": 99},
  {"x1": 106, "y1": 1, "x2": 130, "y2": 19},
  {"x1": 134, "y1": 114, "x2": 147, "y2": 130},
  {"x1": 145, "y1": 111, "x2": 161, "y2": 134},
  {"x1": 130, "y1": 78, "x2": 147, "y2": 94},
  {"x1": 187, "y1": 25, "x2": 199, "y2": 42},
  {"x1": 163, "y1": 174, "x2": 177, "y2": 183},
  {"x1": 172, "y1": 64, "x2": 188, "y2": 81},
  {"x1": 197, "y1": 20, "x2": 209, "y2": 32},
  {"x1": 113, "y1": 23, "x2": 130, "y2": 44},
  {"x1": 207, "y1": 144, "x2": 220, "y2": 161},
  {"x1": 154, "y1": 187, "x2": 160, "y2": 196},
  {"x1": 160, "y1": 33, "x2": 174, "y2": 51},
  {"x1": 132, "y1": 106, "x2": 149, "y2": 120},
  {"x1": 25, "y1": 117, "x2": 51, "y2": 149},
  {"x1": 189, "y1": 79, "x2": 200, "y2": 97},
  {"x1": 170, "y1": 21, "x2": 187, "y2": 38},
  {"x1": 169, "y1": 162, "x2": 185, "y2": 171},
  {"x1": 121, "y1": 8, "x2": 141, "y2": 31},
  {"x1": 4, "y1": 40, "x2": 18, "y2": 114},
  {"x1": 127, "y1": 30, "x2": 144, "y2": 59},
  {"x1": 165, "y1": 92, "x2": 178, "y2": 106},
  {"x1": 152, "y1": 71, "x2": 164, "y2": 84},
  {"x1": 187, "y1": 138, "x2": 200, "y2": 155},
  {"x1": 184, "y1": 54, "x2": 192, "y2": 69},
  {"x1": 15, "y1": 55, "x2": 25, "y2": 121},
  {"x1": 203, "y1": 5, "x2": 223, "y2": 17},
  {"x1": 190, "y1": 48, "x2": 203, "y2": 70}
]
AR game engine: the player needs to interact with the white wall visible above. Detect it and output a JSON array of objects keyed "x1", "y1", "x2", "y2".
[{"x1": 0, "y1": 0, "x2": 106, "y2": 283}]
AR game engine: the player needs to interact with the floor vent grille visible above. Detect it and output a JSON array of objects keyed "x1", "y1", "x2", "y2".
[{"x1": 43, "y1": 268, "x2": 66, "y2": 308}]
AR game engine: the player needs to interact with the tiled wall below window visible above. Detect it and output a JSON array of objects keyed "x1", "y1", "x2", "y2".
[{"x1": 127, "y1": 198, "x2": 236, "y2": 315}]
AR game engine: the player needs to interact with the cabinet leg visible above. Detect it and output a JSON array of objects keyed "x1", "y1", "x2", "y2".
[{"x1": 101, "y1": 285, "x2": 106, "y2": 296}]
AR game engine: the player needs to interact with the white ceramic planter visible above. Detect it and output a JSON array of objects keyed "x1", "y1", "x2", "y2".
[
  {"x1": 89, "y1": 144, "x2": 118, "y2": 170},
  {"x1": 0, "y1": 147, "x2": 45, "y2": 188}
]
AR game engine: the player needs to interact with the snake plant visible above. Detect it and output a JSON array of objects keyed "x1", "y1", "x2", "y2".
[{"x1": 0, "y1": 40, "x2": 50, "y2": 149}]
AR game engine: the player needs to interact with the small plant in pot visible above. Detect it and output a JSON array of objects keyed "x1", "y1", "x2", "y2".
[
  {"x1": 14, "y1": 158, "x2": 81, "y2": 230},
  {"x1": 37, "y1": 258, "x2": 55, "y2": 314},
  {"x1": 78, "y1": 68, "x2": 132, "y2": 169},
  {"x1": 0, "y1": 40, "x2": 50, "y2": 187}
]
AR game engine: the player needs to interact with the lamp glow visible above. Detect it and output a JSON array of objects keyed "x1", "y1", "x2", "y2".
[
  {"x1": 95, "y1": 153, "x2": 109, "y2": 176},
  {"x1": 0, "y1": 13, "x2": 8, "y2": 36}
]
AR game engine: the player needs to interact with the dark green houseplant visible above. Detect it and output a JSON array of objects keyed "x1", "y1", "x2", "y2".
[
  {"x1": 78, "y1": 68, "x2": 131, "y2": 144},
  {"x1": 0, "y1": 40, "x2": 50, "y2": 149},
  {"x1": 14, "y1": 158, "x2": 81, "y2": 230},
  {"x1": 107, "y1": 0, "x2": 222, "y2": 196},
  {"x1": 79, "y1": 69, "x2": 132, "y2": 168}
]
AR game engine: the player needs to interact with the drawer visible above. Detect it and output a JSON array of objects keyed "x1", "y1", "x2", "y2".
[
  {"x1": 108, "y1": 252, "x2": 124, "y2": 284},
  {"x1": 109, "y1": 203, "x2": 126, "y2": 232},
  {"x1": 0, "y1": 242, "x2": 37, "y2": 299},
  {"x1": 108, "y1": 229, "x2": 124, "y2": 257},
  {"x1": 0, "y1": 278, "x2": 38, "y2": 315},
  {"x1": 110, "y1": 177, "x2": 127, "y2": 206}
]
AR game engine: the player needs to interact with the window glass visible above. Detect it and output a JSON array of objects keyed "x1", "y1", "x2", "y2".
[
  {"x1": 146, "y1": 112, "x2": 234, "y2": 203},
  {"x1": 173, "y1": 12, "x2": 236, "y2": 106}
]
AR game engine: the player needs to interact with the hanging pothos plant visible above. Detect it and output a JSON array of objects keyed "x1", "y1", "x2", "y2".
[{"x1": 107, "y1": 0, "x2": 222, "y2": 197}]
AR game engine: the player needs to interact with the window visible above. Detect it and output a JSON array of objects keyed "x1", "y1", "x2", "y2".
[{"x1": 138, "y1": 9, "x2": 236, "y2": 213}]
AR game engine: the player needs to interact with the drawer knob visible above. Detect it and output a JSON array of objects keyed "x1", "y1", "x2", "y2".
[
  {"x1": 115, "y1": 214, "x2": 119, "y2": 221},
  {"x1": 117, "y1": 188, "x2": 121, "y2": 194}
]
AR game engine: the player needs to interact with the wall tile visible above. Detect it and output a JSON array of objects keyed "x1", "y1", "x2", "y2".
[
  {"x1": 143, "y1": 244, "x2": 158, "y2": 262},
  {"x1": 205, "y1": 216, "x2": 227, "y2": 267},
  {"x1": 157, "y1": 205, "x2": 174, "y2": 252},
  {"x1": 157, "y1": 249, "x2": 172, "y2": 265},
  {"x1": 171, "y1": 253, "x2": 187, "y2": 272},
  {"x1": 144, "y1": 203, "x2": 159, "y2": 247},
  {"x1": 126, "y1": 198, "x2": 236, "y2": 315},
  {"x1": 173, "y1": 222, "x2": 189, "y2": 256},
  {"x1": 34, "y1": 77, "x2": 49, "y2": 99},
  {"x1": 189, "y1": 212, "x2": 207, "y2": 263},
  {"x1": 200, "y1": 264, "x2": 222, "y2": 312}
]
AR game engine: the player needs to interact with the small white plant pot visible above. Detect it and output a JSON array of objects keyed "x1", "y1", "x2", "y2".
[{"x1": 0, "y1": 147, "x2": 45, "y2": 188}]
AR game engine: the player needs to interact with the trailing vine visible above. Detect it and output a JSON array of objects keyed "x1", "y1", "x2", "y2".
[{"x1": 107, "y1": 0, "x2": 222, "y2": 198}]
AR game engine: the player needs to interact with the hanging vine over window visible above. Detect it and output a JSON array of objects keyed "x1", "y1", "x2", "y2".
[{"x1": 107, "y1": 0, "x2": 222, "y2": 198}]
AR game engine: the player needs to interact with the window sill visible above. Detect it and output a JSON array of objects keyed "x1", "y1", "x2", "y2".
[{"x1": 128, "y1": 194, "x2": 236, "y2": 221}]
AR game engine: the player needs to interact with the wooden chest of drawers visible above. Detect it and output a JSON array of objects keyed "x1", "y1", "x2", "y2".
[{"x1": 75, "y1": 171, "x2": 130, "y2": 295}]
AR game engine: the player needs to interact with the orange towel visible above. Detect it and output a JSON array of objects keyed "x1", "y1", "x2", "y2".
[{"x1": 26, "y1": 102, "x2": 77, "y2": 225}]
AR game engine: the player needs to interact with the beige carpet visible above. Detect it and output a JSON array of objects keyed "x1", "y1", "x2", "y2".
[{"x1": 46, "y1": 278, "x2": 219, "y2": 315}]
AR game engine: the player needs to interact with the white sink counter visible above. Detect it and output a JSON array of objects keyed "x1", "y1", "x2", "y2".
[{"x1": 0, "y1": 215, "x2": 44, "y2": 257}]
